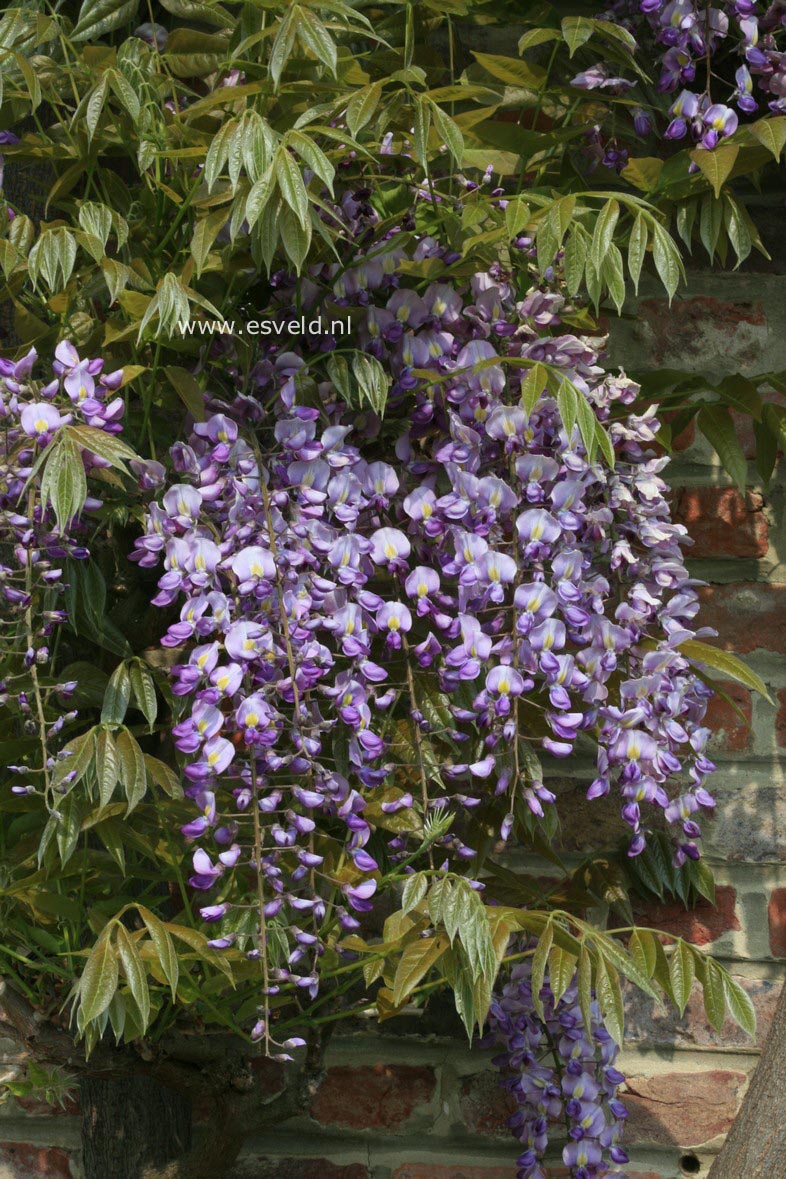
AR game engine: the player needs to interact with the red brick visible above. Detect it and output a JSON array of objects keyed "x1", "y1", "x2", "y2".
[
  {"x1": 697, "y1": 583, "x2": 786, "y2": 653},
  {"x1": 623, "y1": 1070, "x2": 746, "y2": 1146},
  {"x1": 231, "y1": 1160, "x2": 368, "y2": 1179},
  {"x1": 634, "y1": 886, "x2": 740, "y2": 948},
  {"x1": 705, "y1": 681, "x2": 752, "y2": 752},
  {"x1": 310, "y1": 1064, "x2": 436, "y2": 1131},
  {"x1": 638, "y1": 296, "x2": 766, "y2": 368},
  {"x1": 0, "y1": 1144, "x2": 74, "y2": 1178},
  {"x1": 673, "y1": 488, "x2": 767, "y2": 558},
  {"x1": 459, "y1": 1071, "x2": 516, "y2": 1138},
  {"x1": 767, "y1": 887, "x2": 786, "y2": 956},
  {"x1": 776, "y1": 690, "x2": 786, "y2": 748}
]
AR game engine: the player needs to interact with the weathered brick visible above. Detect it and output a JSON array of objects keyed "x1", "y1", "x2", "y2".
[
  {"x1": 697, "y1": 583, "x2": 786, "y2": 653},
  {"x1": 623, "y1": 1070, "x2": 746, "y2": 1147},
  {"x1": 705, "y1": 682, "x2": 752, "y2": 752},
  {"x1": 673, "y1": 488, "x2": 767, "y2": 559},
  {"x1": 392, "y1": 1166, "x2": 516, "y2": 1179},
  {"x1": 625, "y1": 974, "x2": 778, "y2": 1050},
  {"x1": 0, "y1": 1143, "x2": 74, "y2": 1179},
  {"x1": 634, "y1": 295, "x2": 767, "y2": 369},
  {"x1": 767, "y1": 887, "x2": 786, "y2": 956},
  {"x1": 458, "y1": 1071, "x2": 516, "y2": 1138},
  {"x1": 775, "y1": 689, "x2": 786, "y2": 749},
  {"x1": 229, "y1": 1158, "x2": 368, "y2": 1179},
  {"x1": 633, "y1": 886, "x2": 740, "y2": 947},
  {"x1": 310, "y1": 1064, "x2": 436, "y2": 1131}
]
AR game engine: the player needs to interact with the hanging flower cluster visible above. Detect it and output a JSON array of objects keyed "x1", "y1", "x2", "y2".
[
  {"x1": 138, "y1": 217, "x2": 717, "y2": 1054},
  {"x1": 591, "y1": 0, "x2": 786, "y2": 143},
  {"x1": 487, "y1": 952, "x2": 629, "y2": 1179},
  {"x1": 0, "y1": 344, "x2": 127, "y2": 797}
]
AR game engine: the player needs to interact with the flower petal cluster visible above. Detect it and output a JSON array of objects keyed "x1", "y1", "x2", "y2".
[
  {"x1": 597, "y1": 0, "x2": 786, "y2": 138},
  {"x1": 0, "y1": 344, "x2": 126, "y2": 794},
  {"x1": 140, "y1": 223, "x2": 716, "y2": 1050},
  {"x1": 487, "y1": 952, "x2": 629, "y2": 1179}
]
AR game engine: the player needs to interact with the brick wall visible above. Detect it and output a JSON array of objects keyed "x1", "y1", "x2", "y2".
[{"x1": 2, "y1": 259, "x2": 786, "y2": 1177}]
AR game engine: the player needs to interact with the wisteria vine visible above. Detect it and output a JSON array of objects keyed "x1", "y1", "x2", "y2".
[{"x1": 131, "y1": 207, "x2": 717, "y2": 1113}]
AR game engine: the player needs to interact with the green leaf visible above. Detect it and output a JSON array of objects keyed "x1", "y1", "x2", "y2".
[
  {"x1": 602, "y1": 243, "x2": 625, "y2": 314},
  {"x1": 651, "y1": 221, "x2": 681, "y2": 300},
  {"x1": 724, "y1": 974, "x2": 756, "y2": 1038},
  {"x1": 115, "y1": 729, "x2": 146, "y2": 814},
  {"x1": 629, "y1": 930, "x2": 657, "y2": 980},
  {"x1": 144, "y1": 755, "x2": 183, "y2": 799},
  {"x1": 393, "y1": 935, "x2": 448, "y2": 1006},
  {"x1": 72, "y1": 0, "x2": 138, "y2": 38},
  {"x1": 458, "y1": 893, "x2": 497, "y2": 982},
  {"x1": 595, "y1": 954, "x2": 624, "y2": 1045},
  {"x1": 137, "y1": 906, "x2": 179, "y2": 999},
  {"x1": 85, "y1": 75, "x2": 109, "y2": 144},
  {"x1": 749, "y1": 116, "x2": 786, "y2": 161},
  {"x1": 165, "y1": 923, "x2": 234, "y2": 979},
  {"x1": 279, "y1": 205, "x2": 312, "y2": 272},
  {"x1": 697, "y1": 404, "x2": 748, "y2": 493},
  {"x1": 530, "y1": 918, "x2": 553, "y2": 1018},
  {"x1": 724, "y1": 195, "x2": 752, "y2": 266},
  {"x1": 115, "y1": 925, "x2": 150, "y2": 1029},
  {"x1": 101, "y1": 662, "x2": 131, "y2": 725},
  {"x1": 679, "y1": 639, "x2": 773, "y2": 705},
  {"x1": 699, "y1": 193, "x2": 724, "y2": 260},
  {"x1": 471, "y1": 52, "x2": 545, "y2": 90},
  {"x1": 702, "y1": 957, "x2": 727, "y2": 1031},
  {"x1": 288, "y1": 131, "x2": 335, "y2": 190},
  {"x1": 164, "y1": 366, "x2": 205, "y2": 421},
  {"x1": 578, "y1": 944, "x2": 593, "y2": 1033},
  {"x1": 628, "y1": 213, "x2": 647, "y2": 294},
  {"x1": 590, "y1": 199, "x2": 620, "y2": 273},
  {"x1": 79, "y1": 930, "x2": 119, "y2": 1023},
  {"x1": 429, "y1": 101, "x2": 464, "y2": 165},
  {"x1": 67, "y1": 424, "x2": 137, "y2": 472},
  {"x1": 669, "y1": 940, "x2": 696, "y2": 1015},
  {"x1": 95, "y1": 729, "x2": 118, "y2": 809},
  {"x1": 549, "y1": 945, "x2": 577, "y2": 1006},
  {"x1": 520, "y1": 363, "x2": 548, "y2": 418},
  {"x1": 691, "y1": 143, "x2": 739, "y2": 199},
  {"x1": 563, "y1": 227, "x2": 588, "y2": 297},
  {"x1": 190, "y1": 208, "x2": 227, "y2": 276},
  {"x1": 518, "y1": 28, "x2": 560, "y2": 53},
  {"x1": 52, "y1": 729, "x2": 95, "y2": 792},
  {"x1": 346, "y1": 82, "x2": 383, "y2": 138},
  {"x1": 296, "y1": 8, "x2": 338, "y2": 74},
  {"x1": 129, "y1": 662, "x2": 157, "y2": 733},
  {"x1": 401, "y1": 872, "x2": 428, "y2": 915},
  {"x1": 40, "y1": 435, "x2": 86, "y2": 532},
  {"x1": 352, "y1": 353, "x2": 391, "y2": 416},
  {"x1": 505, "y1": 198, "x2": 531, "y2": 241},
  {"x1": 562, "y1": 15, "x2": 594, "y2": 56},
  {"x1": 275, "y1": 149, "x2": 309, "y2": 229}
]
